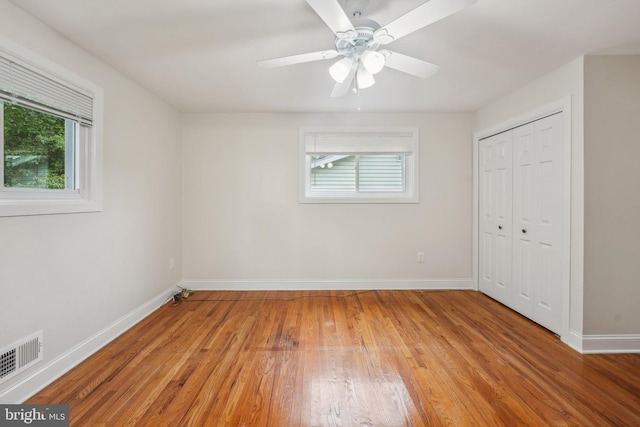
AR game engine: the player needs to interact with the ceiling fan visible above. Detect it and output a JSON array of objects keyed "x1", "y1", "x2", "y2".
[{"x1": 257, "y1": 0, "x2": 477, "y2": 97}]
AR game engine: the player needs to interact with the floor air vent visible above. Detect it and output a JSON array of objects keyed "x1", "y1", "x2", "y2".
[{"x1": 0, "y1": 331, "x2": 43, "y2": 385}]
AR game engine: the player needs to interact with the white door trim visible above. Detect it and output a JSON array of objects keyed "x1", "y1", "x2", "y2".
[{"x1": 472, "y1": 97, "x2": 572, "y2": 344}]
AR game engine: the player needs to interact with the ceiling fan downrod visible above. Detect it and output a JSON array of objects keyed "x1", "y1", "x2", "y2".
[{"x1": 345, "y1": 0, "x2": 370, "y2": 19}]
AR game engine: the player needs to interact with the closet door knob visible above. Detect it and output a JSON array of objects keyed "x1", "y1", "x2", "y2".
[
  {"x1": 498, "y1": 225, "x2": 502, "y2": 230},
  {"x1": 522, "y1": 229, "x2": 527, "y2": 234}
]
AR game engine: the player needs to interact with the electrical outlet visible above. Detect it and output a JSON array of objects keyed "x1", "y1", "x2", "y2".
[
  {"x1": 417, "y1": 252, "x2": 424, "y2": 263},
  {"x1": 169, "y1": 258, "x2": 175, "y2": 270}
]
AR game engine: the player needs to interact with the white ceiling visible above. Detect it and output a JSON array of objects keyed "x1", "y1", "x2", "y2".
[{"x1": 11, "y1": 0, "x2": 640, "y2": 113}]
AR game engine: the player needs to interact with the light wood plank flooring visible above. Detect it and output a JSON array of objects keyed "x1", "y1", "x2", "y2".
[{"x1": 28, "y1": 290, "x2": 640, "y2": 426}]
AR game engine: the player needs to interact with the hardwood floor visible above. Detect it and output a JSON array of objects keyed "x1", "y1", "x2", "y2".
[{"x1": 28, "y1": 290, "x2": 640, "y2": 426}]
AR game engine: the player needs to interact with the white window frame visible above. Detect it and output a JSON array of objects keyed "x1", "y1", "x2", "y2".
[
  {"x1": 0, "y1": 36, "x2": 103, "y2": 217},
  {"x1": 299, "y1": 127, "x2": 419, "y2": 203}
]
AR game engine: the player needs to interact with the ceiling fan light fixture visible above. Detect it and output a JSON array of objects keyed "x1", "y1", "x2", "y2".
[
  {"x1": 361, "y1": 50, "x2": 385, "y2": 74},
  {"x1": 356, "y1": 65, "x2": 375, "y2": 89},
  {"x1": 329, "y1": 57, "x2": 353, "y2": 83}
]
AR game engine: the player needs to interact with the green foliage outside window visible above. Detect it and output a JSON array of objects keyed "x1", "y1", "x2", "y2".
[{"x1": 3, "y1": 103, "x2": 66, "y2": 189}]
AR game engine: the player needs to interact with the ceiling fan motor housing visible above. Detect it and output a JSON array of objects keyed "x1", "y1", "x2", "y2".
[{"x1": 335, "y1": 19, "x2": 381, "y2": 59}]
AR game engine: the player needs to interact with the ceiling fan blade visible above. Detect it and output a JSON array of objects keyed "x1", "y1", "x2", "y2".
[
  {"x1": 374, "y1": 0, "x2": 477, "y2": 45},
  {"x1": 257, "y1": 50, "x2": 338, "y2": 69},
  {"x1": 331, "y1": 68, "x2": 356, "y2": 97},
  {"x1": 305, "y1": 0, "x2": 357, "y2": 39},
  {"x1": 381, "y1": 50, "x2": 440, "y2": 79}
]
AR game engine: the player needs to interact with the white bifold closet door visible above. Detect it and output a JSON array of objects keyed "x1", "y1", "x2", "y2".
[{"x1": 479, "y1": 113, "x2": 564, "y2": 334}]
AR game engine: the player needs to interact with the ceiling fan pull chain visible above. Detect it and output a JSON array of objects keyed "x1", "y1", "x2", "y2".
[{"x1": 352, "y1": 70, "x2": 358, "y2": 94}]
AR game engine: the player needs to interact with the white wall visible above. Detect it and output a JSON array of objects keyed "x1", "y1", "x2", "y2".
[
  {"x1": 472, "y1": 57, "x2": 585, "y2": 338},
  {"x1": 182, "y1": 113, "x2": 472, "y2": 287},
  {"x1": 0, "y1": 0, "x2": 182, "y2": 401},
  {"x1": 583, "y1": 55, "x2": 640, "y2": 335}
]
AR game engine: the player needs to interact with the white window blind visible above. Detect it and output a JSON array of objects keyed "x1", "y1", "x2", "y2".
[
  {"x1": 0, "y1": 53, "x2": 93, "y2": 126},
  {"x1": 304, "y1": 131, "x2": 414, "y2": 155}
]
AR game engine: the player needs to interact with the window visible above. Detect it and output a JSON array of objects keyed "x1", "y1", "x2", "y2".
[
  {"x1": 310, "y1": 154, "x2": 405, "y2": 192},
  {"x1": 299, "y1": 128, "x2": 419, "y2": 203},
  {"x1": 0, "y1": 40, "x2": 102, "y2": 217}
]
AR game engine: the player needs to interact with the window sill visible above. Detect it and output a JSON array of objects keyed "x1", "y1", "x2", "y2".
[
  {"x1": 0, "y1": 198, "x2": 102, "y2": 217},
  {"x1": 299, "y1": 192, "x2": 419, "y2": 204}
]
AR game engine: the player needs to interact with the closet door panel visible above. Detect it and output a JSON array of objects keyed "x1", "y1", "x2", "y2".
[
  {"x1": 479, "y1": 142, "x2": 495, "y2": 295},
  {"x1": 513, "y1": 124, "x2": 536, "y2": 318},
  {"x1": 532, "y1": 114, "x2": 564, "y2": 333},
  {"x1": 479, "y1": 132, "x2": 513, "y2": 304},
  {"x1": 512, "y1": 114, "x2": 563, "y2": 334}
]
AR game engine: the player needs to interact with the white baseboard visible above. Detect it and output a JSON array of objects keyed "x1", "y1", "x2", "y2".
[
  {"x1": 0, "y1": 284, "x2": 177, "y2": 404},
  {"x1": 580, "y1": 334, "x2": 640, "y2": 354},
  {"x1": 182, "y1": 278, "x2": 474, "y2": 291},
  {"x1": 561, "y1": 330, "x2": 640, "y2": 354},
  {"x1": 562, "y1": 329, "x2": 584, "y2": 353}
]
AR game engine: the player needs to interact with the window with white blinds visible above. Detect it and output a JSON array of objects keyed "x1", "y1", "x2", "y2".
[
  {"x1": 300, "y1": 128, "x2": 419, "y2": 203},
  {"x1": 0, "y1": 39, "x2": 103, "y2": 217}
]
